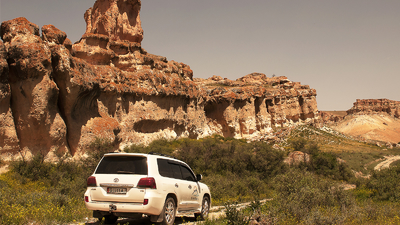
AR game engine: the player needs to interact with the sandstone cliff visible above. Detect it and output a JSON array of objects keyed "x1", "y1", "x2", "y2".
[
  {"x1": 0, "y1": 0, "x2": 318, "y2": 160},
  {"x1": 347, "y1": 99, "x2": 400, "y2": 119}
]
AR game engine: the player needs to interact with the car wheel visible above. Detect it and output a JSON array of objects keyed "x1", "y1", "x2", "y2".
[
  {"x1": 161, "y1": 197, "x2": 176, "y2": 225},
  {"x1": 104, "y1": 215, "x2": 118, "y2": 224},
  {"x1": 195, "y1": 196, "x2": 210, "y2": 220}
]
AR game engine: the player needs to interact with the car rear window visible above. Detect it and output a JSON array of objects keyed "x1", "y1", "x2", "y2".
[{"x1": 95, "y1": 156, "x2": 148, "y2": 175}]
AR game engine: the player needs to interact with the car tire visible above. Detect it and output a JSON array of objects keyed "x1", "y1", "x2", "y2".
[
  {"x1": 195, "y1": 196, "x2": 210, "y2": 220},
  {"x1": 161, "y1": 197, "x2": 176, "y2": 225},
  {"x1": 104, "y1": 215, "x2": 118, "y2": 224}
]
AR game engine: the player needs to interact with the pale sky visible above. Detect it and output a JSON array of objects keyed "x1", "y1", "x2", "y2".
[{"x1": 1, "y1": 0, "x2": 399, "y2": 110}]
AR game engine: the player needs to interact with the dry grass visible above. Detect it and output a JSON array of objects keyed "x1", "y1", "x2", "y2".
[{"x1": 285, "y1": 125, "x2": 400, "y2": 173}]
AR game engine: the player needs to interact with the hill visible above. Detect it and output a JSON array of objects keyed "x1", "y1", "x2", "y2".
[{"x1": 332, "y1": 114, "x2": 400, "y2": 144}]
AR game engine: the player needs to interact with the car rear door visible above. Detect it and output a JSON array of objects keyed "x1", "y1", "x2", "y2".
[
  {"x1": 177, "y1": 164, "x2": 201, "y2": 209},
  {"x1": 89, "y1": 155, "x2": 148, "y2": 203},
  {"x1": 157, "y1": 159, "x2": 200, "y2": 210}
]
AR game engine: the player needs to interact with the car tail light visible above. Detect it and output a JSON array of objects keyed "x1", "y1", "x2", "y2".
[
  {"x1": 87, "y1": 176, "x2": 97, "y2": 187},
  {"x1": 85, "y1": 196, "x2": 89, "y2": 202},
  {"x1": 137, "y1": 177, "x2": 156, "y2": 189},
  {"x1": 143, "y1": 199, "x2": 149, "y2": 205}
]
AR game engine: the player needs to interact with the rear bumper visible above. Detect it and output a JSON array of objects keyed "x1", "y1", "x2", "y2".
[{"x1": 84, "y1": 190, "x2": 165, "y2": 216}]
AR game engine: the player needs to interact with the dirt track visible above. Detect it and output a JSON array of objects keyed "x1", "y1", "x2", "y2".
[
  {"x1": 374, "y1": 155, "x2": 400, "y2": 171},
  {"x1": 80, "y1": 200, "x2": 271, "y2": 225}
]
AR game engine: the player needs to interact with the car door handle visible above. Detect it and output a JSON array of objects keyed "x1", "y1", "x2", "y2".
[
  {"x1": 188, "y1": 185, "x2": 192, "y2": 189},
  {"x1": 175, "y1": 183, "x2": 179, "y2": 188}
]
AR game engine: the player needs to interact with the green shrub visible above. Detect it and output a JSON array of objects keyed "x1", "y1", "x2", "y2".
[
  {"x1": 367, "y1": 166, "x2": 400, "y2": 201},
  {"x1": 224, "y1": 202, "x2": 251, "y2": 225},
  {"x1": 0, "y1": 139, "x2": 116, "y2": 225},
  {"x1": 0, "y1": 171, "x2": 90, "y2": 225},
  {"x1": 86, "y1": 138, "x2": 114, "y2": 164},
  {"x1": 272, "y1": 168, "x2": 355, "y2": 223},
  {"x1": 124, "y1": 136, "x2": 286, "y2": 203},
  {"x1": 124, "y1": 138, "x2": 178, "y2": 156},
  {"x1": 291, "y1": 138, "x2": 353, "y2": 181},
  {"x1": 10, "y1": 152, "x2": 51, "y2": 181}
]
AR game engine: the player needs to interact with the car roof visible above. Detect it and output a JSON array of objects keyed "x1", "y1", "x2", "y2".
[
  {"x1": 102, "y1": 152, "x2": 186, "y2": 164},
  {"x1": 103, "y1": 152, "x2": 148, "y2": 157}
]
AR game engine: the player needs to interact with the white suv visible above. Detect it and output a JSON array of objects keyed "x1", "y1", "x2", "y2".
[{"x1": 84, "y1": 152, "x2": 211, "y2": 224}]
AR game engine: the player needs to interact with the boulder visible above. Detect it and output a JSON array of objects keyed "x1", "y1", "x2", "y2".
[{"x1": 284, "y1": 151, "x2": 310, "y2": 166}]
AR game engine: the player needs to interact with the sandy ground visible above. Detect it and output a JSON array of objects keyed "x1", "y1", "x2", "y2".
[{"x1": 332, "y1": 114, "x2": 400, "y2": 144}]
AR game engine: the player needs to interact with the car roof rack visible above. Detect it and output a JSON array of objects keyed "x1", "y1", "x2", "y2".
[{"x1": 148, "y1": 152, "x2": 176, "y2": 159}]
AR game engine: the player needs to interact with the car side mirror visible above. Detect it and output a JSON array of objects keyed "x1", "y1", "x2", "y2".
[{"x1": 196, "y1": 174, "x2": 203, "y2": 181}]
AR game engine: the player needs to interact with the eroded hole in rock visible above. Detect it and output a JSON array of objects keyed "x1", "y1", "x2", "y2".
[
  {"x1": 133, "y1": 119, "x2": 185, "y2": 135},
  {"x1": 204, "y1": 101, "x2": 235, "y2": 138},
  {"x1": 233, "y1": 100, "x2": 247, "y2": 110}
]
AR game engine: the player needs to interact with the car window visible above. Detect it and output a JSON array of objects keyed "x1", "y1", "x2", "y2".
[
  {"x1": 157, "y1": 158, "x2": 196, "y2": 181},
  {"x1": 157, "y1": 159, "x2": 173, "y2": 178},
  {"x1": 95, "y1": 156, "x2": 148, "y2": 175},
  {"x1": 159, "y1": 159, "x2": 191, "y2": 180},
  {"x1": 180, "y1": 165, "x2": 196, "y2": 181},
  {"x1": 170, "y1": 163, "x2": 183, "y2": 179}
]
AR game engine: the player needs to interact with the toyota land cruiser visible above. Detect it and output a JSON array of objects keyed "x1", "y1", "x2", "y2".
[{"x1": 84, "y1": 152, "x2": 211, "y2": 224}]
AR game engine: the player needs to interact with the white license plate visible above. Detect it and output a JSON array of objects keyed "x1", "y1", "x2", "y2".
[{"x1": 107, "y1": 187, "x2": 127, "y2": 194}]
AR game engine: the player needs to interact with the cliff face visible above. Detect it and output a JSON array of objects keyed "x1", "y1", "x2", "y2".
[
  {"x1": 328, "y1": 99, "x2": 400, "y2": 145},
  {"x1": 0, "y1": 0, "x2": 318, "y2": 159},
  {"x1": 347, "y1": 99, "x2": 400, "y2": 118}
]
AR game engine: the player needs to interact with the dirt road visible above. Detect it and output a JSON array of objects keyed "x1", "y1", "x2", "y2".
[
  {"x1": 81, "y1": 199, "x2": 270, "y2": 225},
  {"x1": 374, "y1": 155, "x2": 400, "y2": 171}
]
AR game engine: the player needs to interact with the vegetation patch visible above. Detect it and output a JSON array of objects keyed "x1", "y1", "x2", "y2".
[
  {"x1": 125, "y1": 136, "x2": 286, "y2": 204},
  {"x1": 0, "y1": 138, "x2": 112, "y2": 225},
  {"x1": 2, "y1": 128, "x2": 400, "y2": 224}
]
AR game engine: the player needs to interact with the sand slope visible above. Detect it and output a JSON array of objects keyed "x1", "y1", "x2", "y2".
[{"x1": 332, "y1": 114, "x2": 400, "y2": 144}]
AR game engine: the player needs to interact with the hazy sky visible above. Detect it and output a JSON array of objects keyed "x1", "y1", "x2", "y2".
[{"x1": 1, "y1": 0, "x2": 399, "y2": 110}]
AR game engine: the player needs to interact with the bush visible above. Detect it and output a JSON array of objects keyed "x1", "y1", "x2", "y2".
[
  {"x1": 173, "y1": 137, "x2": 286, "y2": 203},
  {"x1": 291, "y1": 138, "x2": 353, "y2": 181},
  {"x1": 10, "y1": 153, "x2": 51, "y2": 181},
  {"x1": 0, "y1": 168, "x2": 91, "y2": 224},
  {"x1": 224, "y1": 202, "x2": 251, "y2": 225},
  {"x1": 0, "y1": 139, "x2": 117, "y2": 224},
  {"x1": 124, "y1": 136, "x2": 287, "y2": 203},
  {"x1": 271, "y1": 168, "x2": 355, "y2": 223},
  {"x1": 367, "y1": 166, "x2": 400, "y2": 201}
]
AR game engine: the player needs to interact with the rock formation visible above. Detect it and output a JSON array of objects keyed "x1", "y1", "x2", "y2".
[
  {"x1": 0, "y1": 0, "x2": 319, "y2": 160},
  {"x1": 347, "y1": 99, "x2": 400, "y2": 118},
  {"x1": 319, "y1": 111, "x2": 346, "y2": 124},
  {"x1": 331, "y1": 99, "x2": 400, "y2": 144},
  {"x1": 283, "y1": 151, "x2": 310, "y2": 166}
]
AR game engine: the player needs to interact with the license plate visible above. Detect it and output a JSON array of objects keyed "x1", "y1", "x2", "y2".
[{"x1": 107, "y1": 187, "x2": 127, "y2": 194}]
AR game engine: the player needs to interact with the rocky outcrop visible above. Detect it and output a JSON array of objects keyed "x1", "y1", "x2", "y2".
[
  {"x1": 0, "y1": 17, "x2": 69, "y2": 159},
  {"x1": 0, "y1": 0, "x2": 319, "y2": 160},
  {"x1": 319, "y1": 111, "x2": 346, "y2": 124},
  {"x1": 284, "y1": 151, "x2": 310, "y2": 166},
  {"x1": 347, "y1": 99, "x2": 400, "y2": 118},
  {"x1": 84, "y1": 0, "x2": 143, "y2": 43},
  {"x1": 0, "y1": 39, "x2": 20, "y2": 154},
  {"x1": 195, "y1": 74, "x2": 318, "y2": 139}
]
